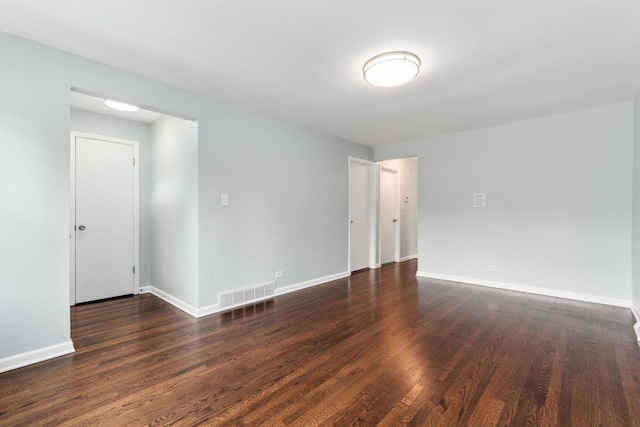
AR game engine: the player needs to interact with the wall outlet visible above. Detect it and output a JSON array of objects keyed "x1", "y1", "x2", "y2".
[
  {"x1": 275, "y1": 271, "x2": 284, "y2": 278},
  {"x1": 488, "y1": 265, "x2": 498, "y2": 271}
]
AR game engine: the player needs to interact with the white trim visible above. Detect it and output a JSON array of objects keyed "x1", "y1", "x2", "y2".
[
  {"x1": 399, "y1": 254, "x2": 418, "y2": 262},
  {"x1": 196, "y1": 303, "x2": 222, "y2": 318},
  {"x1": 277, "y1": 271, "x2": 351, "y2": 296},
  {"x1": 70, "y1": 132, "x2": 140, "y2": 305},
  {"x1": 142, "y1": 271, "x2": 350, "y2": 318},
  {"x1": 416, "y1": 271, "x2": 631, "y2": 308},
  {"x1": 631, "y1": 303, "x2": 640, "y2": 322},
  {"x1": 140, "y1": 286, "x2": 200, "y2": 318},
  {"x1": 0, "y1": 341, "x2": 75, "y2": 373},
  {"x1": 141, "y1": 285, "x2": 221, "y2": 318}
]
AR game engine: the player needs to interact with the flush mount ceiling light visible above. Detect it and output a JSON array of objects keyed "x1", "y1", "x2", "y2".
[
  {"x1": 363, "y1": 51, "x2": 421, "y2": 87},
  {"x1": 104, "y1": 99, "x2": 140, "y2": 112}
]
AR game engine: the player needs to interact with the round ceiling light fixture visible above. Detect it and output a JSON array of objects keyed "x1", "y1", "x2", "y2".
[
  {"x1": 104, "y1": 99, "x2": 140, "y2": 112},
  {"x1": 363, "y1": 51, "x2": 421, "y2": 87}
]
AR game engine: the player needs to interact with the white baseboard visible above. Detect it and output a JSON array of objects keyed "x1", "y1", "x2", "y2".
[
  {"x1": 633, "y1": 301, "x2": 640, "y2": 340},
  {"x1": 416, "y1": 271, "x2": 631, "y2": 308},
  {"x1": 196, "y1": 303, "x2": 221, "y2": 318},
  {"x1": 399, "y1": 254, "x2": 418, "y2": 262},
  {"x1": 276, "y1": 271, "x2": 350, "y2": 296},
  {"x1": 142, "y1": 272, "x2": 350, "y2": 318},
  {"x1": 140, "y1": 286, "x2": 201, "y2": 318},
  {"x1": 0, "y1": 341, "x2": 75, "y2": 373},
  {"x1": 631, "y1": 303, "x2": 640, "y2": 322}
]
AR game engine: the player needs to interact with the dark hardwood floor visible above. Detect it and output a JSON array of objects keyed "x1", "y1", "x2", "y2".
[{"x1": 2, "y1": 260, "x2": 640, "y2": 426}]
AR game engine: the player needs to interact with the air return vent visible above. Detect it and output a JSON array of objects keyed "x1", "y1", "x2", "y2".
[{"x1": 219, "y1": 281, "x2": 276, "y2": 310}]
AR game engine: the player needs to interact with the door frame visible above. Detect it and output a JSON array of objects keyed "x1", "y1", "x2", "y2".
[
  {"x1": 70, "y1": 131, "x2": 140, "y2": 305},
  {"x1": 348, "y1": 157, "x2": 376, "y2": 272},
  {"x1": 378, "y1": 165, "x2": 400, "y2": 265}
]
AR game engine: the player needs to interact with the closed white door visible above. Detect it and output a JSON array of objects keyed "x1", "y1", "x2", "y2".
[
  {"x1": 349, "y1": 160, "x2": 372, "y2": 271},
  {"x1": 379, "y1": 166, "x2": 399, "y2": 265},
  {"x1": 74, "y1": 136, "x2": 135, "y2": 303}
]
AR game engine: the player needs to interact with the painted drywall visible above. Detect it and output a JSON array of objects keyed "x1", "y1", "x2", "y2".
[
  {"x1": 197, "y1": 121, "x2": 371, "y2": 307},
  {"x1": 632, "y1": 91, "x2": 640, "y2": 316},
  {"x1": 378, "y1": 157, "x2": 418, "y2": 260},
  {"x1": 0, "y1": 31, "x2": 372, "y2": 365},
  {"x1": 70, "y1": 108, "x2": 152, "y2": 287},
  {"x1": 376, "y1": 103, "x2": 633, "y2": 302},
  {"x1": 151, "y1": 116, "x2": 199, "y2": 307},
  {"x1": 0, "y1": 35, "x2": 72, "y2": 360}
]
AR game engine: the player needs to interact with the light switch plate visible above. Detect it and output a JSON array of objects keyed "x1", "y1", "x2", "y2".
[{"x1": 221, "y1": 194, "x2": 229, "y2": 206}]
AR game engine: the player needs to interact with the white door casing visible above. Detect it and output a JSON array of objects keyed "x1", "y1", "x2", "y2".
[
  {"x1": 70, "y1": 132, "x2": 139, "y2": 304},
  {"x1": 379, "y1": 165, "x2": 400, "y2": 265},
  {"x1": 349, "y1": 158, "x2": 375, "y2": 272}
]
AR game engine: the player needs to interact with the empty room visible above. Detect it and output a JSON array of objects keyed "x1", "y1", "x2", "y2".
[{"x1": 1, "y1": 1, "x2": 640, "y2": 425}]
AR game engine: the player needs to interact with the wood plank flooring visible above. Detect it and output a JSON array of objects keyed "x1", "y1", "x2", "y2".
[{"x1": 2, "y1": 260, "x2": 640, "y2": 426}]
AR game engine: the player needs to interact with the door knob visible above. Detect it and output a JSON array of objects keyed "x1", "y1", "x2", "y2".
[{"x1": 78, "y1": 225, "x2": 86, "y2": 231}]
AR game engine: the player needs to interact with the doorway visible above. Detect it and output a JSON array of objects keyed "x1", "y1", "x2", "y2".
[
  {"x1": 379, "y1": 165, "x2": 400, "y2": 265},
  {"x1": 377, "y1": 157, "x2": 418, "y2": 264},
  {"x1": 70, "y1": 132, "x2": 139, "y2": 304},
  {"x1": 69, "y1": 89, "x2": 199, "y2": 309},
  {"x1": 349, "y1": 158, "x2": 375, "y2": 272}
]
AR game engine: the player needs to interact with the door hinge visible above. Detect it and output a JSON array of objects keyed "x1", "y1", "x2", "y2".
[
  {"x1": 133, "y1": 158, "x2": 136, "y2": 166},
  {"x1": 133, "y1": 266, "x2": 136, "y2": 274}
]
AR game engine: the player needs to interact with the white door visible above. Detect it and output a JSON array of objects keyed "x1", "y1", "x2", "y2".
[
  {"x1": 73, "y1": 135, "x2": 137, "y2": 303},
  {"x1": 349, "y1": 159, "x2": 372, "y2": 271},
  {"x1": 379, "y1": 166, "x2": 399, "y2": 265}
]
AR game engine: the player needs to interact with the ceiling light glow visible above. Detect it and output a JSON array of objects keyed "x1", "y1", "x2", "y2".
[
  {"x1": 104, "y1": 99, "x2": 140, "y2": 112},
  {"x1": 363, "y1": 52, "x2": 420, "y2": 87}
]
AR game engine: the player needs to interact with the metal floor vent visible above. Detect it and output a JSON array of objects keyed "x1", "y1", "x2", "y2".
[{"x1": 219, "y1": 281, "x2": 276, "y2": 309}]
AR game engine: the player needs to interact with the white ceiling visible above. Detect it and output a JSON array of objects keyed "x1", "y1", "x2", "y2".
[
  {"x1": 70, "y1": 91, "x2": 163, "y2": 124},
  {"x1": 2, "y1": 0, "x2": 640, "y2": 147}
]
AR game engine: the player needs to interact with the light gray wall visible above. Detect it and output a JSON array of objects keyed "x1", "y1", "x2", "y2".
[
  {"x1": 69, "y1": 108, "x2": 152, "y2": 287},
  {"x1": 0, "y1": 32, "x2": 372, "y2": 361},
  {"x1": 0, "y1": 36, "x2": 71, "y2": 358},
  {"x1": 632, "y1": 91, "x2": 640, "y2": 314},
  {"x1": 151, "y1": 116, "x2": 199, "y2": 306},
  {"x1": 376, "y1": 103, "x2": 633, "y2": 301},
  {"x1": 198, "y1": 123, "x2": 371, "y2": 306},
  {"x1": 378, "y1": 157, "x2": 418, "y2": 259}
]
